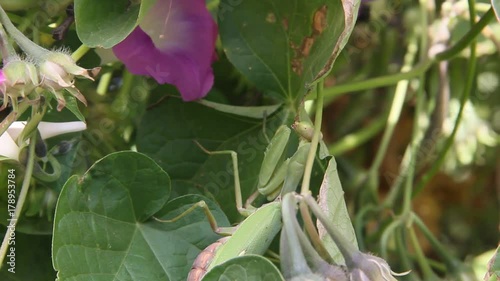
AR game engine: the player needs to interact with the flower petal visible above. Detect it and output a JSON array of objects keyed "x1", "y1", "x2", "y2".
[
  {"x1": 0, "y1": 70, "x2": 6, "y2": 84},
  {"x1": 112, "y1": 0, "x2": 217, "y2": 101},
  {"x1": 7, "y1": 121, "x2": 87, "y2": 140},
  {"x1": 37, "y1": 121, "x2": 87, "y2": 139},
  {"x1": 0, "y1": 131, "x2": 20, "y2": 161},
  {"x1": 6, "y1": 121, "x2": 27, "y2": 141}
]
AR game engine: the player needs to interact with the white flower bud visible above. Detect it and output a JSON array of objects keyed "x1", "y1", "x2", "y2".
[
  {"x1": 349, "y1": 253, "x2": 406, "y2": 281},
  {"x1": 0, "y1": 121, "x2": 86, "y2": 161}
]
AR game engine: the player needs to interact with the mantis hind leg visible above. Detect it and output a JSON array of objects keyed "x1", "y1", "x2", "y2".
[
  {"x1": 153, "y1": 200, "x2": 235, "y2": 236},
  {"x1": 194, "y1": 140, "x2": 255, "y2": 217}
]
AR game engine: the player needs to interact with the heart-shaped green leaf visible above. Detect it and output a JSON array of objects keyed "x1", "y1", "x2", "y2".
[
  {"x1": 317, "y1": 157, "x2": 358, "y2": 265},
  {"x1": 219, "y1": 0, "x2": 345, "y2": 101},
  {"x1": 136, "y1": 97, "x2": 295, "y2": 221},
  {"x1": 52, "y1": 151, "x2": 230, "y2": 281},
  {"x1": 74, "y1": 0, "x2": 155, "y2": 48}
]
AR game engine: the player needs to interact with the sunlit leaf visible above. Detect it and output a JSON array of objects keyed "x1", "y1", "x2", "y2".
[
  {"x1": 219, "y1": 0, "x2": 346, "y2": 101},
  {"x1": 52, "y1": 151, "x2": 229, "y2": 280},
  {"x1": 316, "y1": 157, "x2": 358, "y2": 265}
]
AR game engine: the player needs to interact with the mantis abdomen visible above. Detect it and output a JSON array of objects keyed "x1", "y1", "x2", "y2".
[{"x1": 187, "y1": 236, "x2": 230, "y2": 281}]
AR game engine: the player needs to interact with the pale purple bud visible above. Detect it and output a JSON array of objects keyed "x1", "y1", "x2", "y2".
[
  {"x1": 38, "y1": 51, "x2": 100, "y2": 110},
  {"x1": 348, "y1": 252, "x2": 405, "y2": 281}
]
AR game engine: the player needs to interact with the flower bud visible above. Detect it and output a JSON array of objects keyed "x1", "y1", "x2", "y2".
[
  {"x1": 289, "y1": 273, "x2": 329, "y2": 280},
  {"x1": 38, "y1": 51, "x2": 100, "y2": 110},
  {"x1": 0, "y1": 58, "x2": 38, "y2": 110},
  {"x1": 348, "y1": 252, "x2": 402, "y2": 281},
  {"x1": 0, "y1": 1, "x2": 100, "y2": 112},
  {"x1": 39, "y1": 52, "x2": 97, "y2": 88},
  {"x1": 303, "y1": 194, "x2": 409, "y2": 281},
  {"x1": 281, "y1": 193, "x2": 349, "y2": 281}
]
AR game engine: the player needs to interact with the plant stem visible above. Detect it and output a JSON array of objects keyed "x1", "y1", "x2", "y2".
[
  {"x1": 303, "y1": 194, "x2": 358, "y2": 262},
  {"x1": 0, "y1": 22, "x2": 17, "y2": 59},
  {"x1": 300, "y1": 80, "x2": 324, "y2": 195},
  {"x1": 414, "y1": 5, "x2": 478, "y2": 197},
  {"x1": 0, "y1": 101, "x2": 29, "y2": 137},
  {"x1": 435, "y1": 7, "x2": 491, "y2": 61},
  {"x1": 0, "y1": 5, "x2": 48, "y2": 58},
  {"x1": 298, "y1": 201, "x2": 333, "y2": 263},
  {"x1": 413, "y1": 215, "x2": 456, "y2": 269},
  {"x1": 353, "y1": 204, "x2": 378, "y2": 251},
  {"x1": 323, "y1": 60, "x2": 432, "y2": 102},
  {"x1": 380, "y1": 219, "x2": 402, "y2": 259},
  {"x1": 321, "y1": 8, "x2": 493, "y2": 101},
  {"x1": 97, "y1": 71, "x2": 113, "y2": 96},
  {"x1": 382, "y1": 146, "x2": 412, "y2": 208},
  {"x1": 71, "y1": 44, "x2": 90, "y2": 62},
  {"x1": 328, "y1": 116, "x2": 385, "y2": 155},
  {"x1": 0, "y1": 132, "x2": 37, "y2": 269},
  {"x1": 282, "y1": 194, "x2": 311, "y2": 275},
  {"x1": 408, "y1": 225, "x2": 438, "y2": 280},
  {"x1": 112, "y1": 69, "x2": 134, "y2": 115},
  {"x1": 15, "y1": 103, "x2": 46, "y2": 145},
  {"x1": 367, "y1": 35, "x2": 418, "y2": 197},
  {"x1": 402, "y1": 71, "x2": 426, "y2": 213},
  {"x1": 396, "y1": 228, "x2": 420, "y2": 281}
]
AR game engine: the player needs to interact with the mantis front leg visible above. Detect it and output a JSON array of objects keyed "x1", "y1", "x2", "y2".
[
  {"x1": 194, "y1": 140, "x2": 255, "y2": 217},
  {"x1": 195, "y1": 123, "x2": 312, "y2": 215},
  {"x1": 153, "y1": 127, "x2": 296, "y2": 235}
]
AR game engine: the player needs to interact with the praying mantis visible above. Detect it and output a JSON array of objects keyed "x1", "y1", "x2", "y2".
[
  {"x1": 155, "y1": 112, "x2": 320, "y2": 280},
  {"x1": 198, "y1": 122, "x2": 313, "y2": 217}
]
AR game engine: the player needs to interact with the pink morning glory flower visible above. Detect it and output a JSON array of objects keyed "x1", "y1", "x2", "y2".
[
  {"x1": 113, "y1": 0, "x2": 218, "y2": 101},
  {"x1": 0, "y1": 69, "x2": 5, "y2": 84}
]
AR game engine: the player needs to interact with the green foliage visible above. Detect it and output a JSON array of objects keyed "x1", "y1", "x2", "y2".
[
  {"x1": 0, "y1": 0, "x2": 498, "y2": 280},
  {"x1": 317, "y1": 157, "x2": 358, "y2": 265},
  {"x1": 52, "y1": 152, "x2": 229, "y2": 280},
  {"x1": 219, "y1": 0, "x2": 345, "y2": 101},
  {"x1": 136, "y1": 97, "x2": 294, "y2": 221},
  {"x1": 74, "y1": 0, "x2": 155, "y2": 48}
]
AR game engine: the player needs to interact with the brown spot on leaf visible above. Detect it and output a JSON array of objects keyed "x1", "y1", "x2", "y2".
[
  {"x1": 282, "y1": 18, "x2": 289, "y2": 31},
  {"x1": 313, "y1": 5, "x2": 328, "y2": 34},
  {"x1": 289, "y1": 5, "x2": 329, "y2": 76},
  {"x1": 291, "y1": 59, "x2": 303, "y2": 75},
  {"x1": 266, "y1": 13, "x2": 276, "y2": 23},
  {"x1": 300, "y1": 36, "x2": 315, "y2": 57}
]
